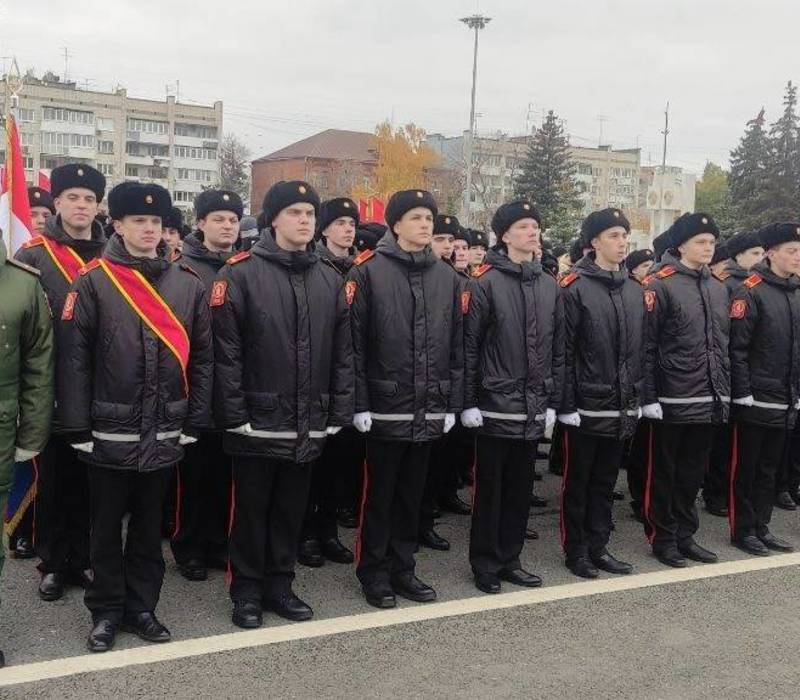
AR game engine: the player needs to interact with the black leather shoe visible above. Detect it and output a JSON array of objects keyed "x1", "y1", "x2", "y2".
[
  {"x1": 525, "y1": 526, "x2": 539, "y2": 540},
  {"x1": 362, "y1": 582, "x2": 396, "y2": 609},
  {"x1": 591, "y1": 551, "x2": 633, "y2": 575},
  {"x1": 733, "y1": 535, "x2": 770, "y2": 556},
  {"x1": 759, "y1": 532, "x2": 794, "y2": 552},
  {"x1": 205, "y1": 555, "x2": 228, "y2": 571},
  {"x1": 232, "y1": 600, "x2": 263, "y2": 629},
  {"x1": 87, "y1": 618, "x2": 117, "y2": 652},
  {"x1": 419, "y1": 528, "x2": 450, "y2": 551},
  {"x1": 498, "y1": 567, "x2": 542, "y2": 588},
  {"x1": 320, "y1": 537, "x2": 355, "y2": 564},
  {"x1": 775, "y1": 491, "x2": 797, "y2": 510},
  {"x1": 12, "y1": 537, "x2": 35, "y2": 559},
  {"x1": 263, "y1": 593, "x2": 314, "y2": 622},
  {"x1": 530, "y1": 494, "x2": 548, "y2": 508},
  {"x1": 705, "y1": 500, "x2": 728, "y2": 517},
  {"x1": 654, "y1": 548, "x2": 688, "y2": 568},
  {"x1": 298, "y1": 539, "x2": 325, "y2": 567},
  {"x1": 178, "y1": 559, "x2": 208, "y2": 581},
  {"x1": 337, "y1": 508, "x2": 358, "y2": 529},
  {"x1": 474, "y1": 573, "x2": 501, "y2": 594},
  {"x1": 38, "y1": 572, "x2": 65, "y2": 601},
  {"x1": 121, "y1": 612, "x2": 171, "y2": 643},
  {"x1": 391, "y1": 574, "x2": 437, "y2": 602},
  {"x1": 566, "y1": 557, "x2": 599, "y2": 579},
  {"x1": 440, "y1": 492, "x2": 471, "y2": 515},
  {"x1": 678, "y1": 540, "x2": 718, "y2": 563}
]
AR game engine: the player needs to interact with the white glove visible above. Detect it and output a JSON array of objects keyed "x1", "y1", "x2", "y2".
[
  {"x1": 14, "y1": 447, "x2": 38, "y2": 462},
  {"x1": 732, "y1": 395, "x2": 755, "y2": 407},
  {"x1": 795, "y1": 399, "x2": 800, "y2": 410},
  {"x1": 443, "y1": 413, "x2": 455, "y2": 433},
  {"x1": 557, "y1": 412, "x2": 581, "y2": 427},
  {"x1": 327, "y1": 426, "x2": 342, "y2": 435},
  {"x1": 637, "y1": 407, "x2": 643, "y2": 420},
  {"x1": 460, "y1": 407, "x2": 483, "y2": 428},
  {"x1": 72, "y1": 442, "x2": 94, "y2": 453},
  {"x1": 641, "y1": 403, "x2": 663, "y2": 420},
  {"x1": 228, "y1": 423, "x2": 253, "y2": 435},
  {"x1": 353, "y1": 412, "x2": 372, "y2": 433},
  {"x1": 179, "y1": 434, "x2": 198, "y2": 445}
]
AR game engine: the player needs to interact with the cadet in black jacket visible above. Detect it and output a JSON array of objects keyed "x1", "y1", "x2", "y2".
[
  {"x1": 641, "y1": 212, "x2": 730, "y2": 568},
  {"x1": 558, "y1": 208, "x2": 643, "y2": 579},
  {"x1": 212, "y1": 181, "x2": 353, "y2": 629},
  {"x1": 298, "y1": 197, "x2": 360, "y2": 568},
  {"x1": 59, "y1": 183, "x2": 214, "y2": 652},
  {"x1": 16, "y1": 164, "x2": 107, "y2": 602},
  {"x1": 463, "y1": 200, "x2": 564, "y2": 594},
  {"x1": 169, "y1": 189, "x2": 242, "y2": 582},
  {"x1": 728, "y1": 223, "x2": 800, "y2": 556},
  {"x1": 348, "y1": 189, "x2": 463, "y2": 608}
]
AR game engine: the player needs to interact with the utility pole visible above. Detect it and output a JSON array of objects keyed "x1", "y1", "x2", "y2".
[
  {"x1": 658, "y1": 102, "x2": 670, "y2": 233},
  {"x1": 460, "y1": 13, "x2": 491, "y2": 227},
  {"x1": 597, "y1": 114, "x2": 609, "y2": 146},
  {"x1": 61, "y1": 47, "x2": 73, "y2": 83}
]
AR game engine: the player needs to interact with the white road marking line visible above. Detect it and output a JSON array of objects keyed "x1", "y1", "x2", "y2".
[{"x1": 2, "y1": 552, "x2": 799, "y2": 687}]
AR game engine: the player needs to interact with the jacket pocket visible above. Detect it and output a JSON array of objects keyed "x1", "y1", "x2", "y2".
[
  {"x1": 90, "y1": 401, "x2": 139, "y2": 465},
  {"x1": 91, "y1": 400, "x2": 136, "y2": 423},
  {"x1": 582, "y1": 382, "x2": 613, "y2": 397},
  {"x1": 245, "y1": 391, "x2": 285, "y2": 430},
  {"x1": 164, "y1": 398, "x2": 189, "y2": 421},
  {"x1": 368, "y1": 379, "x2": 399, "y2": 396},
  {"x1": 481, "y1": 376, "x2": 519, "y2": 393},
  {"x1": 245, "y1": 391, "x2": 279, "y2": 412}
]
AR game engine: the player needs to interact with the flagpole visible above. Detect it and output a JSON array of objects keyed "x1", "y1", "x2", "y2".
[{"x1": 2, "y1": 57, "x2": 22, "y2": 255}]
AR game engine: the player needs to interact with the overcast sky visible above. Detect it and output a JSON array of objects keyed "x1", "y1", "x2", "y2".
[{"x1": 1, "y1": 0, "x2": 796, "y2": 175}]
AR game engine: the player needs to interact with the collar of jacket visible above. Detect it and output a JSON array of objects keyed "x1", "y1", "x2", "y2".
[
  {"x1": 45, "y1": 213, "x2": 106, "y2": 255},
  {"x1": 485, "y1": 248, "x2": 542, "y2": 280},
  {"x1": 669, "y1": 255, "x2": 710, "y2": 280},
  {"x1": 315, "y1": 239, "x2": 354, "y2": 272},
  {"x1": 251, "y1": 230, "x2": 318, "y2": 272},
  {"x1": 577, "y1": 252, "x2": 627, "y2": 289},
  {"x1": 182, "y1": 233, "x2": 234, "y2": 270},
  {"x1": 724, "y1": 260, "x2": 749, "y2": 279},
  {"x1": 104, "y1": 233, "x2": 170, "y2": 283},
  {"x1": 375, "y1": 230, "x2": 438, "y2": 270},
  {"x1": 753, "y1": 258, "x2": 800, "y2": 291}
]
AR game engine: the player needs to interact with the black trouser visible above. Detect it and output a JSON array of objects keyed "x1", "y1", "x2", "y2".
[
  {"x1": 469, "y1": 436, "x2": 536, "y2": 577},
  {"x1": 560, "y1": 428, "x2": 624, "y2": 561},
  {"x1": 775, "y1": 421, "x2": 800, "y2": 496},
  {"x1": 644, "y1": 422, "x2": 714, "y2": 552},
  {"x1": 170, "y1": 433, "x2": 231, "y2": 566},
  {"x1": 337, "y1": 431, "x2": 365, "y2": 514},
  {"x1": 548, "y1": 423, "x2": 564, "y2": 475},
  {"x1": 419, "y1": 427, "x2": 474, "y2": 531},
  {"x1": 36, "y1": 435, "x2": 90, "y2": 576},
  {"x1": 228, "y1": 456, "x2": 312, "y2": 602},
  {"x1": 703, "y1": 424, "x2": 731, "y2": 507},
  {"x1": 729, "y1": 422, "x2": 786, "y2": 540},
  {"x1": 625, "y1": 419, "x2": 650, "y2": 516},
  {"x1": 85, "y1": 466, "x2": 173, "y2": 623},
  {"x1": 447, "y1": 423, "x2": 475, "y2": 490},
  {"x1": 356, "y1": 439, "x2": 431, "y2": 586}
]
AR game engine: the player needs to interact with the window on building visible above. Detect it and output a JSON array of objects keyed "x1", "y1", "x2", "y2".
[
  {"x1": 127, "y1": 118, "x2": 168, "y2": 135},
  {"x1": 147, "y1": 144, "x2": 169, "y2": 157},
  {"x1": 173, "y1": 191, "x2": 194, "y2": 203},
  {"x1": 41, "y1": 132, "x2": 95, "y2": 149},
  {"x1": 174, "y1": 123, "x2": 218, "y2": 139},
  {"x1": 96, "y1": 117, "x2": 115, "y2": 131},
  {"x1": 173, "y1": 145, "x2": 217, "y2": 160},
  {"x1": 22, "y1": 156, "x2": 34, "y2": 169},
  {"x1": 42, "y1": 107, "x2": 94, "y2": 124},
  {"x1": 20, "y1": 131, "x2": 35, "y2": 146},
  {"x1": 98, "y1": 163, "x2": 114, "y2": 176},
  {"x1": 125, "y1": 164, "x2": 139, "y2": 177},
  {"x1": 98, "y1": 140, "x2": 114, "y2": 154},
  {"x1": 18, "y1": 108, "x2": 35, "y2": 122}
]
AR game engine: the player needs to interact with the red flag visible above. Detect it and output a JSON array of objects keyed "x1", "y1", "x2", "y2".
[
  {"x1": 0, "y1": 114, "x2": 33, "y2": 254},
  {"x1": 358, "y1": 199, "x2": 369, "y2": 222},
  {"x1": 370, "y1": 197, "x2": 385, "y2": 224},
  {"x1": 37, "y1": 169, "x2": 51, "y2": 192}
]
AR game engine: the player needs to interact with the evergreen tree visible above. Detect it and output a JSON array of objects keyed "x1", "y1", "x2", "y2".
[
  {"x1": 729, "y1": 108, "x2": 772, "y2": 229},
  {"x1": 219, "y1": 134, "x2": 251, "y2": 204},
  {"x1": 695, "y1": 162, "x2": 735, "y2": 235},
  {"x1": 762, "y1": 80, "x2": 800, "y2": 222},
  {"x1": 515, "y1": 110, "x2": 582, "y2": 246}
]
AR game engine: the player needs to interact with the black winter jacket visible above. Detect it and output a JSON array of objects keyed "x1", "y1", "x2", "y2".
[
  {"x1": 729, "y1": 259, "x2": 800, "y2": 429},
  {"x1": 560, "y1": 254, "x2": 644, "y2": 439},
  {"x1": 175, "y1": 233, "x2": 234, "y2": 291},
  {"x1": 643, "y1": 257, "x2": 730, "y2": 424},
  {"x1": 315, "y1": 241, "x2": 354, "y2": 277},
  {"x1": 347, "y1": 231, "x2": 464, "y2": 442},
  {"x1": 58, "y1": 234, "x2": 214, "y2": 470},
  {"x1": 464, "y1": 249, "x2": 564, "y2": 441},
  {"x1": 212, "y1": 234, "x2": 354, "y2": 462},
  {"x1": 718, "y1": 260, "x2": 749, "y2": 297}
]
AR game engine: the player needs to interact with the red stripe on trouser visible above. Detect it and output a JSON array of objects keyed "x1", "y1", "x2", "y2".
[
  {"x1": 225, "y1": 477, "x2": 237, "y2": 588},
  {"x1": 643, "y1": 425, "x2": 656, "y2": 545},
  {"x1": 559, "y1": 429, "x2": 570, "y2": 549},
  {"x1": 727, "y1": 424, "x2": 739, "y2": 539},
  {"x1": 172, "y1": 464, "x2": 182, "y2": 539},
  {"x1": 31, "y1": 456, "x2": 40, "y2": 548},
  {"x1": 354, "y1": 455, "x2": 370, "y2": 566}
]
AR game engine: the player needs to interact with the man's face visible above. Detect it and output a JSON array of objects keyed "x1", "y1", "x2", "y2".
[
  {"x1": 768, "y1": 241, "x2": 800, "y2": 276},
  {"x1": 469, "y1": 245, "x2": 486, "y2": 266},
  {"x1": 272, "y1": 202, "x2": 316, "y2": 249},
  {"x1": 323, "y1": 216, "x2": 356, "y2": 250},
  {"x1": 632, "y1": 260, "x2": 654, "y2": 282},
  {"x1": 678, "y1": 233, "x2": 716, "y2": 266},
  {"x1": 431, "y1": 233, "x2": 455, "y2": 260},
  {"x1": 30, "y1": 206, "x2": 52, "y2": 235},
  {"x1": 502, "y1": 218, "x2": 540, "y2": 256},
  {"x1": 592, "y1": 226, "x2": 630, "y2": 265},
  {"x1": 393, "y1": 207, "x2": 434, "y2": 249},
  {"x1": 198, "y1": 210, "x2": 240, "y2": 250},
  {"x1": 736, "y1": 246, "x2": 765, "y2": 271},
  {"x1": 161, "y1": 227, "x2": 181, "y2": 251},
  {"x1": 114, "y1": 215, "x2": 163, "y2": 256},
  {"x1": 55, "y1": 187, "x2": 98, "y2": 231},
  {"x1": 453, "y1": 239, "x2": 470, "y2": 270}
]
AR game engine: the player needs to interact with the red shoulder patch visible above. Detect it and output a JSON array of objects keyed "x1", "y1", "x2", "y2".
[
  {"x1": 353, "y1": 249, "x2": 375, "y2": 266},
  {"x1": 642, "y1": 274, "x2": 655, "y2": 286},
  {"x1": 744, "y1": 273, "x2": 762, "y2": 289},
  {"x1": 559, "y1": 271, "x2": 579, "y2": 288},
  {"x1": 461, "y1": 290, "x2": 471, "y2": 314},
  {"x1": 472, "y1": 263, "x2": 492, "y2": 278},
  {"x1": 22, "y1": 235, "x2": 45, "y2": 248},
  {"x1": 644, "y1": 289, "x2": 656, "y2": 312},
  {"x1": 61, "y1": 291, "x2": 78, "y2": 320},
  {"x1": 78, "y1": 258, "x2": 101, "y2": 276},
  {"x1": 210, "y1": 280, "x2": 227, "y2": 307},
  {"x1": 226, "y1": 250, "x2": 251, "y2": 266},
  {"x1": 656, "y1": 265, "x2": 676, "y2": 279},
  {"x1": 345, "y1": 280, "x2": 357, "y2": 306},
  {"x1": 730, "y1": 298, "x2": 747, "y2": 319}
]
